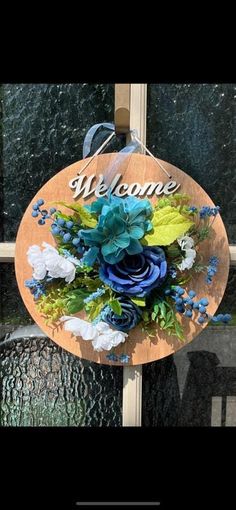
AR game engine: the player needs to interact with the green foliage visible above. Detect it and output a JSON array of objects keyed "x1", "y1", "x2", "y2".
[
  {"x1": 195, "y1": 226, "x2": 210, "y2": 244},
  {"x1": 131, "y1": 297, "x2": 146, "y2": 307},
  {"x1": 174, "y1": 275, "x2": 192, "y2": 285},
  {"x1": 54, "y1": 211, "x2": 73, "y2": 222},
  {"x1": 85, "y1": 290, "x2": 110, "y2": 321},
  {"x1": 37, "y1": 285, "x2": 69, "y2": 323},
  {"x1": 36, "y1": 274, "x2": 103, "y2": 323},
  {"x1": 143, "y1": 206, "x2": 194, "y2": 246},
  {"x1": 54, "y1": 201, "x2": 97, "y2": 227},
  {"x1": 166, "y1": 243, "x2": 182, "y2": 260},
  {"x1": 66, "y1": 288, "x2": 90, "y2": 314},
  {"x1": 151, "y1": 298, "x2": 185, "y2": 342},
  {"x1": 155, "y1": 193, "x2": 191, "y2": 210},
  {"x1": 155, "y1": 198, "x2": 172, "y2": 209},
  {"x1": 109, "y1": 299, "x2": 122, "y2": 316},
  {"x1": 191, "y1": 263, "x2": 207, "y2": 273},
  {"x1": 142, "y1": 310, "x2": 150, "y2": 323}
]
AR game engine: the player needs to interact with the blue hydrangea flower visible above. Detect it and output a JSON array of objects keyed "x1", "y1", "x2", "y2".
[
  {"x1": 80, "y1": 195, "x2": 153, "y2": 264},
  {"x1": 99, "y1": 247, "x2": 167, "y2": 297},
  {"x1": 101, "y1": 297, "x2": 142, "y2": 332}
]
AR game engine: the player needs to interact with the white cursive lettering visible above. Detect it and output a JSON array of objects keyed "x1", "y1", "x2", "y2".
[{"x1": 69, "y1": 172, "x2": 180, "y2": 199}]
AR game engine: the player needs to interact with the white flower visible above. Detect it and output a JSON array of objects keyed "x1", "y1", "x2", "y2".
[
  {"x1": 27, "y1": 242, "x2": 76, "y2": 283},
  {"x1": 42, "y1": 242, "x2": 76, "y2": 283},
  {"x1": 178, "y1": 235, "x2": 194, "y2": 251},
  {"x1": 27, "y1": 245, "x2": 47, "y2": 280},
  {"x1": 60, "y1": 316, "x2": 128, "y2": 352},
  {"x1": 177, "y1": 235, "x2": 196, "y2": 271}
]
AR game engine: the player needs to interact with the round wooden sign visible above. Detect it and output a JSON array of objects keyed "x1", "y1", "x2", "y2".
[{"x1": 15, "y1": 153, "x2": 230, "y2": 365}]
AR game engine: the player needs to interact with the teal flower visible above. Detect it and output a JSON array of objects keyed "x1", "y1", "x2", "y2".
[{"x1": 80, "y1": 195, "x2": 153, "y2": 264}]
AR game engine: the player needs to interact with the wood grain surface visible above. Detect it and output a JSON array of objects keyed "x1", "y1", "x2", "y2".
[{"x1": 15, "y1": 154, "x2": 230, "y2": 365}]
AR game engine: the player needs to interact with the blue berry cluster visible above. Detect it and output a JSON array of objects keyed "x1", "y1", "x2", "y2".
[
  {"x1": 210, "y1": 313, "x2": 232, "y2": 324},
  {"x1": 199, "y1": 206, "x2": 220, "y2": 218},
  {"x1": 166, "y1": 286, "x2": 210, "y2": 324},
  {"x1": 51, "y1": 217, "x2": 82, "y2": 247},
  {"x1": 25, "y1": 278, "x2": 45, "y2": 299},
  {"x1": 31, "y1": 199, "x2": 56, "y2": 226},
  {"x1": 206, "y1": 256, "x2": 219, "y2": 284},
  {"x1": 106, "y1": 353, "x2": 130, "y2": 363},
  {"x1": 165, "y1": 285, "x2": 231, "y2": 326},
  {"x1": 188, "y1": 206, "x2": 198, "y2": 213}
]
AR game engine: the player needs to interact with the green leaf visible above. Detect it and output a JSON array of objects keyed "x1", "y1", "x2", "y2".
[
  {"x1": 54, "y1": 201, "x2": 97, "y2": 228},
  {"x1": 174, "y1": 321, "x2": 185, "y2": 341},
  {"x1": 151, "y1": 312, "x2": 158, "y2": 322},
  {"x1": 155, "y1": 198, "x2": 171, "y2": 209},
  {"x1": 83, "y1": 277, "x2": 103, "y2": 291},
  {"x1": 86, "y1": 301, "x2": 104, "y2": 322},
  {"x1": 131, "y1": 297, "x2": 146, "y2": 307},
  {"x1": 142, "y1": 311, "x2": 150, "y2": 323},
  {"x1": 55, "y1": 212, "x2": 72, "y2": 221},
  {"x1": 159, "y1": 302, "x2": 167, "y2": 319},
  {"x1": 109, "y1": 299, "x2": 122, "y2": 316},
  {"x1": 166, "y1": 311, "x2": 173, "y2": 322},
  {"x1": 142, "y1": 206, "x2": 194, "y2": 246},
  {"x1": 66, "y1": 288, "x2": 90, "y2": 314},
  {"x1": 85, "y1": 290, "x2": 110, "y2": 321}
]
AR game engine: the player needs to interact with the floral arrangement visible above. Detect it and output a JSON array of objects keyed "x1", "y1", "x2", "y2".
[{"x1": 25, "y1": 193, "x2": 231, "y2": 363}]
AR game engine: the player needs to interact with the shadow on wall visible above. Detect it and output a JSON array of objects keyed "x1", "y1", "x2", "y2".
[
  {"x1": 142, "y1": 356, "x2": 181, "y2": 426},
  {"x1": 179, "y1": 351, "x2": 236, "y2": 426},
  {"x1": 143, "y1": 351, "x2": 236, "y2": 427}
]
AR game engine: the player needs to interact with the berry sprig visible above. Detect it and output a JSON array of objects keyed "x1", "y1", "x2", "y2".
[
  {"x1": 165, "y1": 285, "x2": 231, "y2": 325},
  {"x1": 51, "y1": 218, "x2": 78, "y2": 243},
  {"x1": 31, "y1": 199, "x2": 82, "y2": 249},
  {"x1": 31, "y1": 198, "x2": 56, "y2": 225},
  {"x1": 206, "y1": 256, "x2": 219, "y2": 284},
  {"x1": 106, "y1": 352, "x2": 130, "y2": 363}
]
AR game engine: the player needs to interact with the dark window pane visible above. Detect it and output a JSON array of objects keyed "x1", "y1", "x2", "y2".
[
  {"x1": 147, "y1": 84, "x2": 236, "y2": 243},
  {"x1": 1, "y1": 83, "x2": 115, "y2": 241}
]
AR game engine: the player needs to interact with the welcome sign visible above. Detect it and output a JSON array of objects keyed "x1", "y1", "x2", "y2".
[
  {"x1": 15, "y1": 153, "x2": 229, "y2": 366},
  {"x1": 69, "y1": 169, "x2": 180, "y2": 199}
]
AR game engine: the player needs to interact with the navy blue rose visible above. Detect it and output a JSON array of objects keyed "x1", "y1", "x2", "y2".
[
  {"x1": 99, "y1": 247, "x2": 167, "y2": 297},
  {"x1": 101, "y1": 298, "x2": 142, "y2": 332}
]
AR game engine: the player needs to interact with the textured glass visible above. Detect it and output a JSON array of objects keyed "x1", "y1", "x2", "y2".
[
  {"x1": 142, "y1": 270, "x2": 236, "y2": 427},
  {"x1": 0, "y1": 336, "x2": 122, "y2": 426},
  {"x1": 1, "y1": 83, "x2": 119, "y2": 241},
  {"x1": 147, "y1": 84, "x2": 236, "y2": 243}
]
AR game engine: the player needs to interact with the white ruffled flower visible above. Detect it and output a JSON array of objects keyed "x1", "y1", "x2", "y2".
[
  {"x1": 60, "y1": 316, "x2": 127, "y2": 352},
  {"x1": 27, "y1": 242, "x2": 76, "y2": 283},
  {"x1": 27, "y1": 245, "x2": 47, "y2": 280},
  {"x1": 42, "y1": 242, "x2": 76, "y2": 283},
  {"x1": 177, "y1": 235, "x2": 196, "y2": 271}
]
